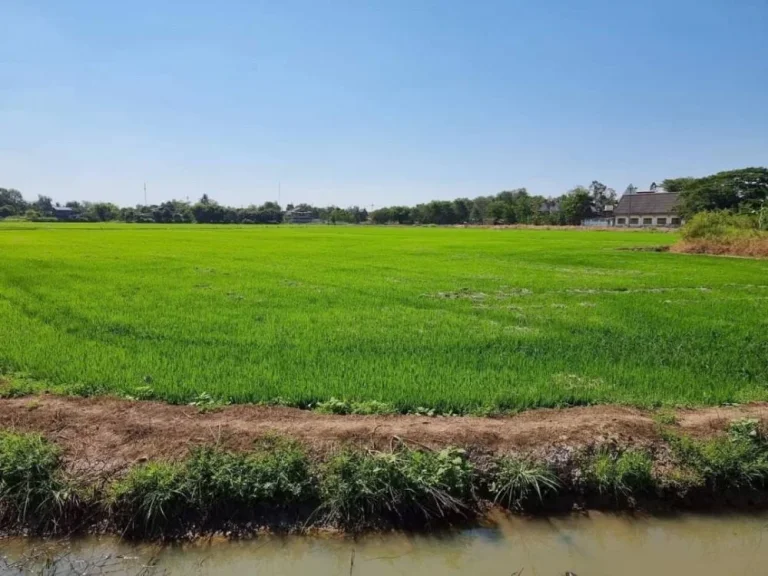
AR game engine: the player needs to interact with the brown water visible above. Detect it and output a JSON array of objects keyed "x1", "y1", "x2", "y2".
[{"x1": 3, "y1": 511, "x2": 768, "y2": 575}]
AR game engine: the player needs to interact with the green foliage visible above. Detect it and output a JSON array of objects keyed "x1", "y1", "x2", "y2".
[
  {"x1": 653, "y1": 410, "x2": 678, "y2": 426},
  {"x1": 110, "y1": 440, "x2": 314, "y2": 534},
  {"x1": 586, "y1": 449, "x2": 654, "y2": 495},
  {"x1": 681, "y1": 211, "x2": 759, "y2": 240},
  {"x1": 110, "y1": 461, "x2": 185, "y2": 533},
  {"x1": 664, "y1": 167, "x2": 768, "y2": 219},
  {"x1": 314, "y1": 398, "x2": 396, "y2": 415},
  {"x1": 560, "y1": 186, "x2": 594, "y2": 225},
  {"x1": 319, "y1": 447, "x2": 473, "y2": 528},
  {"x1": 489, "y1": 456, "x2": 559, "y2": 508},
  {"x1": 666, "y1": 421, "x2": 768, "y2": 490},
  {"x1": 0, "y1": 432, "x2": 69, "y2": 525}
]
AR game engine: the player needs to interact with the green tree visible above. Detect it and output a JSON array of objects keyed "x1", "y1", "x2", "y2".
[
  {"x1": 663, "y1": 167, "x2": 768, "y2": 219},
  {"x1": 589, "y1": 181, "x2": 617, "y2": 212},
  {"x1": 560, "y1": 187, "x2": 593, "y2": 225},
  {"x1": 0, "y1": 188, "x2": 27, "y2": 215},
  {"x1": 34, "y1": 195, "x2": 55, "y2": 216},
  {"x1": 451, "y1": 198, "x2": 472, "y2": 223}
]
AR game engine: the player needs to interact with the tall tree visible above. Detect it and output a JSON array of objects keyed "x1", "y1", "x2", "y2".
[
  {"x1": 663, "y1": 167, "x2": 768, "y2": 218},
  {"x1": 560, "y1": 187, "x2": 593, "y2": 225},
  {"x1": 589, "y1": 180, "x2": 617, "y2": 212},
  {"x1": 34, "y1": 195, "x2": 55, "y2": 216}
]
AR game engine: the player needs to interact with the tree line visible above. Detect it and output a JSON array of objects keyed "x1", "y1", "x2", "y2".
[{"x1": 2, "y1": 167, "x2": 765, "y2": 225}]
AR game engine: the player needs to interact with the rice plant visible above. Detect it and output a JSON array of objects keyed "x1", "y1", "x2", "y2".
[{"x1": 0, "y1": 223, "x2": 767, "y2": 412}]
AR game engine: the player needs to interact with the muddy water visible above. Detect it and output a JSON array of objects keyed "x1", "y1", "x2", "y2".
[{"x1": 3, "y1": 512, "x2": 768, "y2": 575}]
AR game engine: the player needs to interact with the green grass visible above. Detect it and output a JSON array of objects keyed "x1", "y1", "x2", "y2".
[
  {"x1": 0, "y1": 431, "x2": 70, "y2": 526},
  {"x1": 1, "y1": 222, "x2": 768, "y2": 412}
]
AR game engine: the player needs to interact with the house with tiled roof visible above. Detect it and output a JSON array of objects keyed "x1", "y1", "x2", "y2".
[{"x1": 613, "y1": 190, "x2": 682, "y2": 227}]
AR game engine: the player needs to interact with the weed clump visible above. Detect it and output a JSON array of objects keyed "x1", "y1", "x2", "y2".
[
  {"x1": 665, "y1": 419, "x2": 768, "y2": 491},
  {"x1": 585, "y1": 448, "x2": 654, "y2": 496},
  {"x1": 314, "y1": 398, "x2": 396, "y2": 415},
  {"x1": 489, "y1": 456, "x2": 559, "y2": 509},
  {"x1": 110, "y1": 438, "x2": 314, "y2": 535},
  {"x1": 0, "y1": 431, "x2": 73, "y2": 528},
  {"x1": 319, "y1": 447, "x2": 473, "y2": 529}
]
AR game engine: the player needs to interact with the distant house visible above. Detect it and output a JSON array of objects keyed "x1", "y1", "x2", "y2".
[
  {"x1": 538, "y1": 200, "x2": 560, "y2": 214},
  {"x1": 582, "y1": 204, "x2": 615, "y2": 227},
  {"x1": 283, "y1": 209, "x2": 314, "y2": 224},
  {"x1": 613, "y1": 191, "x2": 682, "y2": 227},
  {"x1": 54, "y1": 207, "x2": 74, "y2": 221}
]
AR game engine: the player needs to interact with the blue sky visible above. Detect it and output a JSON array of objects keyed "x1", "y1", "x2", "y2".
[{"x1": 2, "y1": 0, "x2": 767, "y2": 208}]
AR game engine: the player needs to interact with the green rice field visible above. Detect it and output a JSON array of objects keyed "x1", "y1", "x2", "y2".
[{"x1": 1, "y1": 222, "x2": 767, "y2": 412}]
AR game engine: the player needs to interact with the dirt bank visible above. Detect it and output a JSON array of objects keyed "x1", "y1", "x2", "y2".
[{"x1": 1, "y1": 395, "x2": 766, "y2": 472}]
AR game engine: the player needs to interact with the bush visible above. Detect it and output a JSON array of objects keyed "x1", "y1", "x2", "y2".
[
  {"x1": 681, "y1": 211, "x2": 758, "y2": 240},
  {"x1": 0, "y1": 432, "x2": 70, "y2": 526},
  {"x1": 319, "y1": 447, "x2": 473, "y2": 528}
]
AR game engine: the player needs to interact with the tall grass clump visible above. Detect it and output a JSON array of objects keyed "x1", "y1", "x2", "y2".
[
  {"x1": 585, "y1": 448, "x2": 654, "y2": 496},
  {"x1": 489, "y1": 456, "x2": 559, "y2": 509},
  {"x1": 318, "y1": 447, "x2": 474, "y2": 529},
  {"x1": 0, "y1": 431, "x2": 73, "y2": 528},
  {"x1": 110, "y1": 439, "x2": 315, "y2": 536}
]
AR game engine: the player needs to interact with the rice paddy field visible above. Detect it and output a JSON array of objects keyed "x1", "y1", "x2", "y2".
[{"x1": 1, "y1": 222, "x2": 767, "y2": 412}]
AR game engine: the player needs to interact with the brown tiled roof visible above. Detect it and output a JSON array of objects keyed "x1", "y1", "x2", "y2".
[{"x1": 613, "y1": 192, "x2": 680, "y2": 215}]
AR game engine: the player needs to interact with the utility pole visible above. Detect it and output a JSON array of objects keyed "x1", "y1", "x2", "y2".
[
  {"x1": 144, "y1": 182, "x2": 147, "y2": 205},
  {"x1": 278, "y1": 182, "x2": 281, "y2": 207}
]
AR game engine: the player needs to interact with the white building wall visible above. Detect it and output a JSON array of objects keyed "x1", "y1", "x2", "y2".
[{"x1": 614, "y1": 214, "x2": 682, "y2": 227}]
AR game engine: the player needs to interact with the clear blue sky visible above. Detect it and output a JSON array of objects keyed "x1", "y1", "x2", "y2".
[{"x1": 3, "y1": 0, "x2": 767, "y2": 208}]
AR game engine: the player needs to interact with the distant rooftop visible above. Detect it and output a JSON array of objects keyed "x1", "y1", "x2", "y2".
[{"x1": 613, "y1": 192, "x2": 680, "y2": 215}]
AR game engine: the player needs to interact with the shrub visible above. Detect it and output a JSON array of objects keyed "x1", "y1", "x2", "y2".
[
  {"x1": 319, "y1": 447, "x2": 473, "y2": 528},
  {"x1": 489, "y1": 456, "x2": 559, "y2": 509},
  {"x1": 681, "y1": 211, "x2": 758, "y2": 240},
  {"x1": 0, "y1": 432, "x2": 70, "y2": 526}
]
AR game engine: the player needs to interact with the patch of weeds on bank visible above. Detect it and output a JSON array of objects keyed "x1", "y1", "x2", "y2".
[
  {"x1": 110, "y1": 437, "x2": 315, "y2": 536},
  {"x1": 583, "y1": 448, "x2": 654, "y2": 496},
  {"x1": 314, "y1": 397, "x2": 397, "y2": 416},
  {"x1": 653, "y1": 409, "x2": 679, "y2": 426},
  {"x1": 318, "y1": 446, "x2": 474, "y2": 529},
  {"x1": 0, "y1": 372, "x2": 51, "y2": 398},
  {"x1": 663, "y1": 418, "x2": 768, "y2": 491},
  {"x1": 0, "y1": 431, "x2": 76, "y2": 529},
  {"x1": 488, "y1": 456, "x2": 559, "y2": 509}
]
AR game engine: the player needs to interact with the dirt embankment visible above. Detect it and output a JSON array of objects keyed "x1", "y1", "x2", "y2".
[{"x1": 1, "y1": 395, "x2": 766, "y2": 472}]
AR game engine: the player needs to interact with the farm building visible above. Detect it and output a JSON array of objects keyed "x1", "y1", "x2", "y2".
[
  {"x1": 54, "y1": 207, "x2": 74, "y2": 221},
  {"x1": 284, "y1": 210, "x2": 314, "y2": 224},
  {"x1": 613, "y1": 191, "x2": 682, "y2": 227}
]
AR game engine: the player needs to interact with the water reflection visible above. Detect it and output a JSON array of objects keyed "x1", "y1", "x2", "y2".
[{"x1": 2, "y1": 511, "x2": 768, "y2": 575}]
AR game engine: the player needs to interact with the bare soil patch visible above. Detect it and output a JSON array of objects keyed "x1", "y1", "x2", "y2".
[{"x1": 1, "y1": 395, "x2": 766, "y2": 473}]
